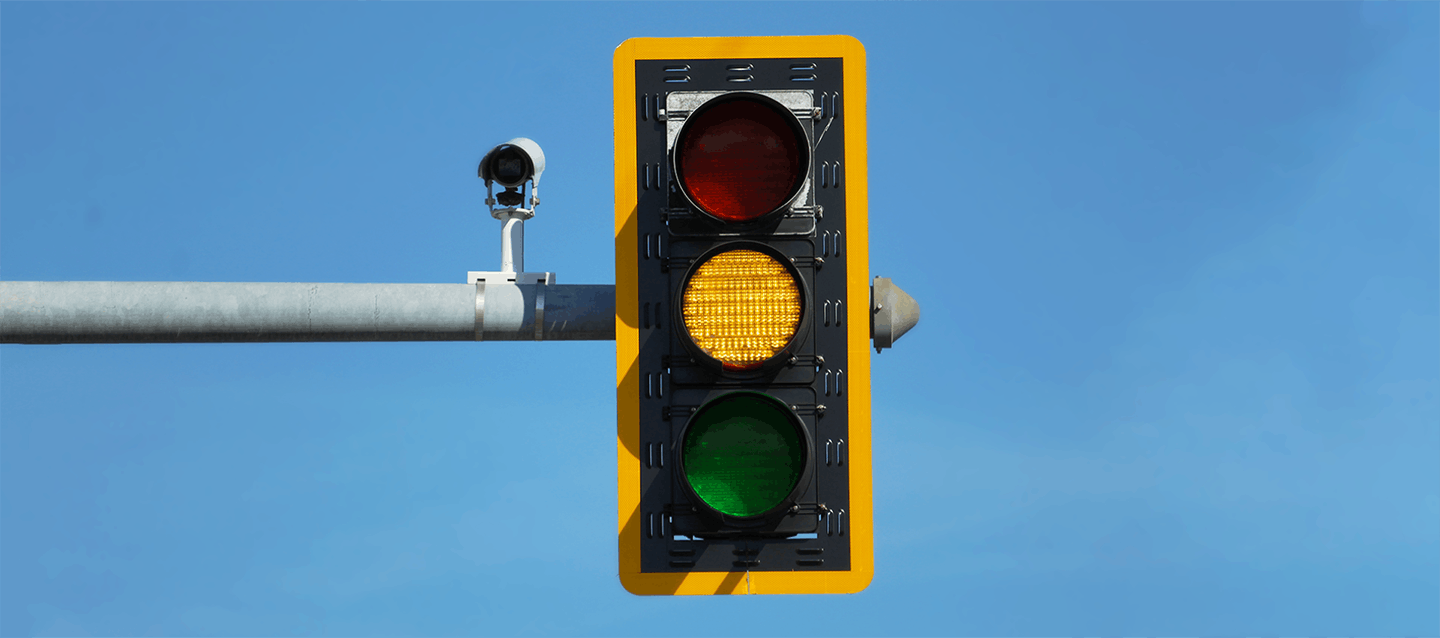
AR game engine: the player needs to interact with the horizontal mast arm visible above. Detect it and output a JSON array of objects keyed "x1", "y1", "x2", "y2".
[{"x1": 0, "y1": 281, "x2": 615, "y2": 344}]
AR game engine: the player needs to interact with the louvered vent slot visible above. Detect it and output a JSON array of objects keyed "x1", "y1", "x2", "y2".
[{"x1": 819, "y1": 92, "x2": 834, "y2": 119}]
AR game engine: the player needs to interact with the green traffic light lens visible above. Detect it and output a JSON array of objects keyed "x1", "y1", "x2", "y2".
[{"x1": 680, "y1": 392, "x2": 805, "y2": 518}]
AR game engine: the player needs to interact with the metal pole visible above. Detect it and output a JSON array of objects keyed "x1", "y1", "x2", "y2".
[
  {"x1": 0, "y1": 281, "x2": 614, "y2": 344},
  {"x1": 500, "y1": 216, "x2": 525, "y2": 273}
]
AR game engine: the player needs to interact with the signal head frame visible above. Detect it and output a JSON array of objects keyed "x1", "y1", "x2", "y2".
[{"x1": 615, "y1": 35, "x2": 871, "y2": 596}]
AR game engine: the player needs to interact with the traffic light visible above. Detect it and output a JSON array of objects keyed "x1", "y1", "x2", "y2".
[{"x1": 614, "y1": 35, "x2": 872, "y2": 595}]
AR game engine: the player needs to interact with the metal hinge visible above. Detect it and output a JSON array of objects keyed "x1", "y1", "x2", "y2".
[
  {"x1": 789, "y1": 404, "x2": 827, "y2": 417},
  {"x1": 788, "y1": 353, "x2": 825, "y2": 368},
  {"x1": 664, "y1": 405, "x2": 699, "y2": 421},
  {"x1": 789, "y1": 256, "x2": 824, "y2": 269}
]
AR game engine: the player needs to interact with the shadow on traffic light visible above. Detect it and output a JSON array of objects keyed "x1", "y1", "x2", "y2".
[{"x1": 618, "y1": 506, "x2": 749, "y2": 595}]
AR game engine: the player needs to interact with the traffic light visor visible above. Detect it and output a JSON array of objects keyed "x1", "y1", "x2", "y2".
[
  {"x1": 681, "y1": 392, "x2": 806, "y2": 518},
  {"x1": 681, "y1": 248, "x2": 802, "y2": 371},
  {"x1": 675, "y1": 94, "x2": 808, "y2": 223}
]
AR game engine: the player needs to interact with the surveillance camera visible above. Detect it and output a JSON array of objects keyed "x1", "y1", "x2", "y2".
[
  {"x1": 479, "y1": 138, "x2": 545, "y2": 211},
  {"x1": 479, "y1": 138, "x2": 545, "y2": 189}
]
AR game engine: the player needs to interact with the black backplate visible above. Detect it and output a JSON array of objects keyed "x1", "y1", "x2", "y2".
[{"x1": 632, "y1": 57, "x2": 855, "y2": 574}]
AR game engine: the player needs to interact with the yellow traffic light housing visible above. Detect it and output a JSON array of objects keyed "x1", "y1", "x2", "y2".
[{"x1": 615, "y1": 35, "x2": 872, "y2": 596}]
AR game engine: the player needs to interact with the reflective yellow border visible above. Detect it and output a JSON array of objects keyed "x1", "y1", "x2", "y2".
[{"x1": 615, "y1": 35, "x2": 870, "y2": 596}]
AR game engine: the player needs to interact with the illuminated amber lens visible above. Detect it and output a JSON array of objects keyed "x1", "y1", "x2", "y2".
[{"x1": 682, "y1": 249, "x2": 801, "y2": 370}]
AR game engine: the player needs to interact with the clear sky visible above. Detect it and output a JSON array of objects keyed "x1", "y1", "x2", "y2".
[{"x1": 2, "y1": 2, "x2": 1436, "y2": 636}]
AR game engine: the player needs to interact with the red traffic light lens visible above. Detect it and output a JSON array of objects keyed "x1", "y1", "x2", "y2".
[{"x1": 676, "y1": 96, "x2": 807, "y2": 223}]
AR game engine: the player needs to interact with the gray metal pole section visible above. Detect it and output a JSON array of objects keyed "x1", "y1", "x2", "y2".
[{"x1": 0, "y1": 281, "x2": 614, "y2": 344}]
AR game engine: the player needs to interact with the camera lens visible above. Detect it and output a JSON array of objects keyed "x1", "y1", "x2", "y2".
[{"x1": 488, "y1": 146, "x2": 530, "y2": 186}]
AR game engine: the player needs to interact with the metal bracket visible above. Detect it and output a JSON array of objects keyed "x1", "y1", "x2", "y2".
[
  {"x1": 663, "y1": 405, "x2": 698, "y2": 421},
  {"x1": 660, "y1": 104, "x2": 820, "y2": 124},
  {"x1": 789, "y1": 404, "x2": 826, "y2": 417},
  {"x1": 467, "y1": 271, "x2": 555, "y2": 285},
  {"x1": 663, "y1": 205, "x2": 821, "y2": 222},
  {"x1": 790, "y1": 255, "x2": 824, "y2": 269},
  {"x1": 470, "y1": 275, "x2": 556, "y2": 342},
  {"x1": 662, "y1": 206, "x2": 819, "y2": 238}
]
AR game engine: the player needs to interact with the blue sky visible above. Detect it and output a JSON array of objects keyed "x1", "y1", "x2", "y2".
[{"x1": 2, "y1": 2, "x2": 1436, "y2": 636}]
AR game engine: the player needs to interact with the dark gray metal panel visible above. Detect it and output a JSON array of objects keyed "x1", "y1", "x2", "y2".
[{"x1": 0, "y1": 281, "x2": 615, "y2": 343}]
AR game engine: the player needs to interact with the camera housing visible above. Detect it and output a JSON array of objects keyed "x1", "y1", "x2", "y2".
[{"x1": 479, "y1": 138, "x2": 546, "y2": 214}]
